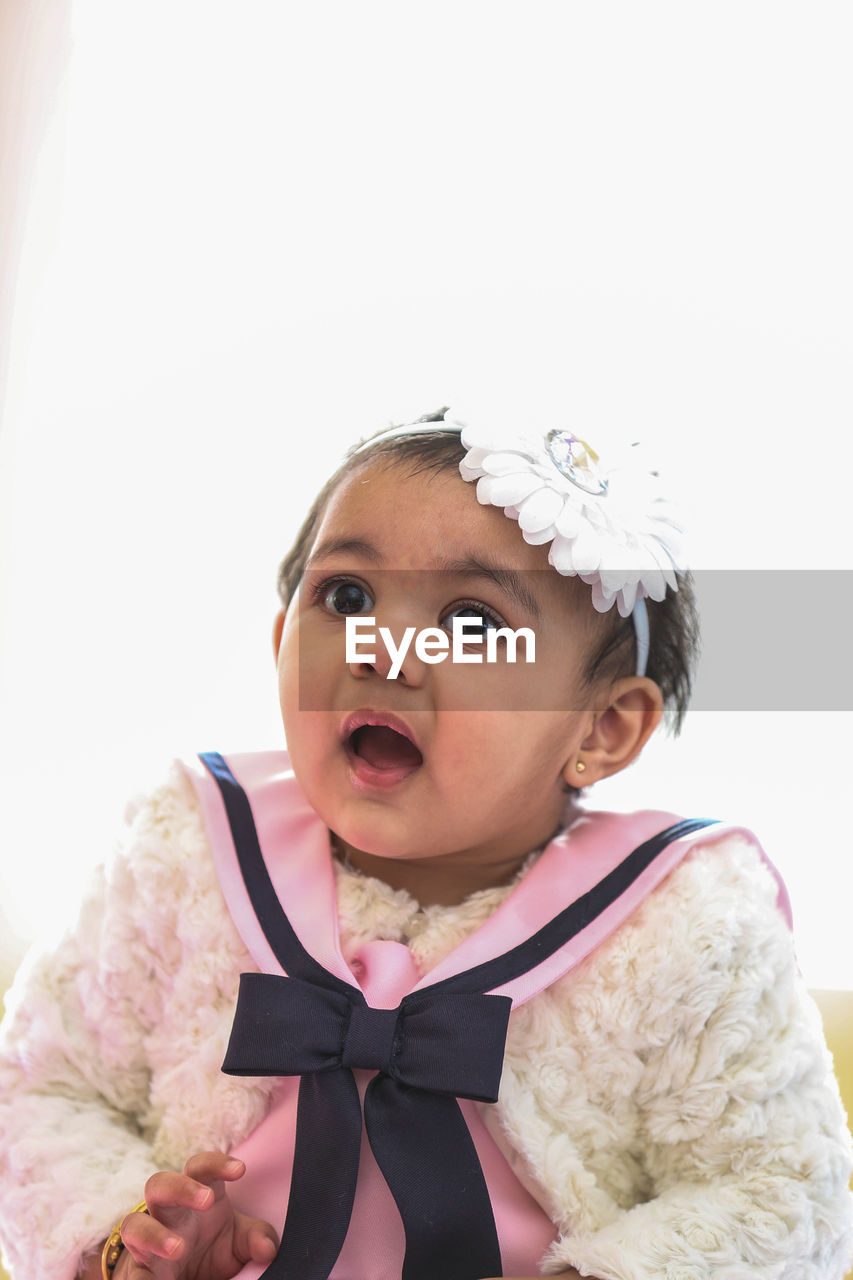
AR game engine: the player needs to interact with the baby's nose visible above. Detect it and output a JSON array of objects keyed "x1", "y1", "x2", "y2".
[{"x1": 347, "y1": 615, "x2": 432, "y2": 685}]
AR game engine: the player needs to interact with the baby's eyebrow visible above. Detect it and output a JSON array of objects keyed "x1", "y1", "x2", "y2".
[
  {"x1": 438, "y1": 557, "x2": 543, "y2": 621},
  {"x1": 306, "y1": 537, "x2": 384, "y2": 566}
]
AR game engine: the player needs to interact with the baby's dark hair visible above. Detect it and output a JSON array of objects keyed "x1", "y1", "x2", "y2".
[{"x1": 276, "y1": 412, "x2": 699, "y2": 734}]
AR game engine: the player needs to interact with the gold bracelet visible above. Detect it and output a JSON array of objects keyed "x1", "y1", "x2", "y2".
[{"x1": 101, "y1": 1201, "x2": 149, "y2": 1280}]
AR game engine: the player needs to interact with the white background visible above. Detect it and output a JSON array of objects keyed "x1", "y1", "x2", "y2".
[{"x1": 1, "y1": 2, "x2": 851, "y2": 984}]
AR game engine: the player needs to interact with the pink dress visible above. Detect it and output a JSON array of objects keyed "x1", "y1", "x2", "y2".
[{"x1": 183, "y1": 751, "x2": 790, "y2": 1280}]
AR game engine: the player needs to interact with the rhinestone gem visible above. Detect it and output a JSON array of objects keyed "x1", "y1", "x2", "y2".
[{"x1": 545, "y1": 430, "x2": 608, "y2": 496}]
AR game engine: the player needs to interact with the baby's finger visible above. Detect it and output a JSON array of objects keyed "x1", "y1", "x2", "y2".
[
  {"x1": 234, "y1": 1215, "x2": 279, "y2": 1265},
  {"x1": 144, "y1": 1169, "x2": 215, "y2": 1215},
  {"x1": 183, "y1": 1150, "x2": 246, "y2": 1187},
  {"x1": 120, "y1": 1207, "x2": 185, "y2": 1266}
]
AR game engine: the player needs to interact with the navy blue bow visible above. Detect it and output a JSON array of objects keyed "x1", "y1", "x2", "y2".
[{"x1": 223, "y1": 971, "x2": 512, "y2": 1280}]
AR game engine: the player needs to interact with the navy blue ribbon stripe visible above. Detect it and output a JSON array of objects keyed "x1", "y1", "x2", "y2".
[
  {"x1": 199, "y1": 751, "x2": 360, "y2": 997},
  {"x1": 199, "y1": 751, "x2": 717, "y2": 999},
  {"x1": 422, "y1": 815, "x2": 717, "y2": 998}
]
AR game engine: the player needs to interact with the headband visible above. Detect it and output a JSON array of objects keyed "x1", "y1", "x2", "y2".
[{"x1": 352, "y1": 410, "x2": 684, "y2": 678}]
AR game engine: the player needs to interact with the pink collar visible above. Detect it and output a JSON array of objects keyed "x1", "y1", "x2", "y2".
[{"x1": 182, "y1": 749, "x2": 790, "y2": 1012}]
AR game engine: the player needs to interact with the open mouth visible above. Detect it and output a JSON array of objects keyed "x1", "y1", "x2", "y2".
[
  {"x1": 342, "y1": 713, "x2": 424, "y2": 786},
  {"x1": 348, "y1": 724, "x2": 423, "y2": 772}
]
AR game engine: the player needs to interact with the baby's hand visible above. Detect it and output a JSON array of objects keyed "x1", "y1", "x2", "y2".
[{"x1": 115, "y1": 1151, "x2": 278, "y2": 1280}]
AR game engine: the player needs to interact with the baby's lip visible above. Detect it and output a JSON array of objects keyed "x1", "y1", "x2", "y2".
[{"x1": 340, "y1": 708, "x2": 422, "y2": 756}]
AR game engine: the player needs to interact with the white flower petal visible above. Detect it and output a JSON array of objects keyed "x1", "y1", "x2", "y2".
[
  {"x1": 549, "y1": 534, "x2": 579, "y2": 575},
  {"x1": 532, "y1": 463, "x2": 574, "y2": 499},
  {"x1": 482, "y1": 472, "x2": 544, "y2": 507},
  {"x1": 650, "y1": 520, "x2": 685, "y2": 564},
  {"x1": 640, "y1": 536, "x2": 679, "y2": 594},
  {"x1": 554, "y1": 500, "x2": 582, "y2": 539},
  {"x1": 461, "y1": 423, "x2": 502, "y2": 450},
  {"x1": 651, "y1": 537, "x2": 682, "y2": 584},
  {"x1": 458, "y1": 447, "x2": 490, "y2": 481},
  {"x1": 646, "y1": 510, "x2": 684, "y2": 546},
  {"x1": 523, "y1": 525, "x2": 556, "y2": 546},
  {"x1": 598, "y1": 563, "x2": 635, "y2": 595},
  {"x1": 639, "y1": 562, "x2": 668, "y2": 602},
  {"x1": 589, "y1": 579, "x2": 615, "y2": 613},
  {"x1": 475, "y1": 476, "x2": 497, "y2": 506},
  {"x1": 570, "y1": 521, "x2": 603, "y2": 574},
  {"x1": 583, "y1": 500, "x2": 610, "y2": 533},
  {"x1": 603, "y1": 539, "x2": 665, "y2": 602},
  {"x1": 481, "y1": 450, "x2": 539, "y2": 476},
  {"x1": 616, "y1": 579, "x2": 638, "y2": 616},
  {"x1": 517, "y1": 486, "x2": 565, "y2": 534}
]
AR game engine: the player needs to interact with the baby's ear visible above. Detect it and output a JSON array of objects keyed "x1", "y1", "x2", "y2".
[
  {"x1": 272, "y1": 608, "x2": 287, "y2": 662},
  {"x1": 564, "y1": 677, "x2": 663, "y2": 786}
]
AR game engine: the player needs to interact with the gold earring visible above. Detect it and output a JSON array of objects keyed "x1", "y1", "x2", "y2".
[{"x1": 576, "y1": 759, "x2": 586, "y2": 774}]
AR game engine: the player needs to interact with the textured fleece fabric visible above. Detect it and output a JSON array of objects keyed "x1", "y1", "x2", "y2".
[{"x1": 0, "y1": 764, "x2": 851, "y2": 1280}]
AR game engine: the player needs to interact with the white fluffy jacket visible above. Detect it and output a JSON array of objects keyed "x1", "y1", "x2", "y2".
[{"x1": 0, "y1": 764, "x2": 851, "y2": 1280}]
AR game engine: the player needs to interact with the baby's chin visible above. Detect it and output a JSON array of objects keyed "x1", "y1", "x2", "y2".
[{"x1": 328, "y1": 821, "x2": 435, "y2": 868}]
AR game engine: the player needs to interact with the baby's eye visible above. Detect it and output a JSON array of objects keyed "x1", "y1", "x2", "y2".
[
  {"x1": 441, "y1": 603, "x2": 504, "y2": 637},
  {"x1": 319, "y1": 579, "x2": 375, "y2": 615}
]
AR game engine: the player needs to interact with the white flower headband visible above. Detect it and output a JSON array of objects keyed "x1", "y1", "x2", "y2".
[{"x1": 352, "y1": 410, "x2": 686, "y2": 678}]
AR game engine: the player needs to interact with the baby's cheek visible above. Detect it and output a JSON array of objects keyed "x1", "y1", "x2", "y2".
[{"x1": 436, "y1": 714, "x2": 509, "y2": 763}]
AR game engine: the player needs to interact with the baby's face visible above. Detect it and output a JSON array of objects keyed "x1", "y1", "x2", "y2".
[{"x1": 275, "y1": 460, "x2": 610, "y2": 899}]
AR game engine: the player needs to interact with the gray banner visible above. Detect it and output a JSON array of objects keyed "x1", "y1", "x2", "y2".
[
  {"x1": 296, "y1": 570, "x2": 853, "y2": 711},
  {"x1": 690, "y1": 571, "x2": 852, "y2": 711}
]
